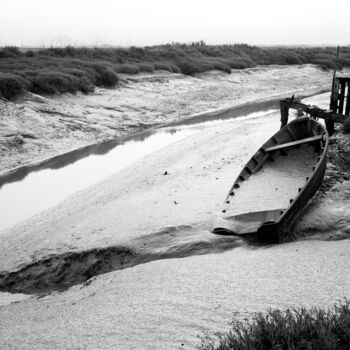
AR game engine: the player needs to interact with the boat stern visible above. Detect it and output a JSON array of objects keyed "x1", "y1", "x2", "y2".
[{"x1": 212, "y1": 209, "x2": 282, "y2": 242}]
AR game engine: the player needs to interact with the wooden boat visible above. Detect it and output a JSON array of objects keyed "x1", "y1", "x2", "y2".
[{"x1": 212, "y1": 116, "x2": 329, "y2": 243}]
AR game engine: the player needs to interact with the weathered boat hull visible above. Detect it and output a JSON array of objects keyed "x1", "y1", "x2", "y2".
[{"x1": 213, "y1": 117, "x2": 329, "y2": 243}]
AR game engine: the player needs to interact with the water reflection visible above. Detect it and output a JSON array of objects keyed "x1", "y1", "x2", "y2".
[
  {"x1": 0, "y1": 109, "x2": 276, "y2": 232},
  {"x1": 0, "y1": 129, "x2": 194, "y2": 231}
]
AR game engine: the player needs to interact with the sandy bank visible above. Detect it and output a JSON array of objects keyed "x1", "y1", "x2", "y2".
[
  {"x1": 0, "y1": 110, "x2": 281, "y2": 271},
  {"x1": 1, "y1": 240, "x2": 350, "y2": 349},
  {"x1": 0, "y1": 65, "x2": 336, "y2": 172},
  {"x1": 0, "y1": 93, "x2": 350, "y2": 349}
]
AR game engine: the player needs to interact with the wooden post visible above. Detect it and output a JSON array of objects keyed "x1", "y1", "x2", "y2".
[
  {"x1": 345, "y1": 82, "x2": 350, "y2": 116},
  {"x1": 338, "y1": 81, "x2": 346, "y2": 115},
  {"x1": 325, "y1": 117, "x2": 335, "y2": 136},
  {"x1": 330, "y1": 46, "x2": 340, "y2": 115},
  {"x1": 279, "y1": 98, "x2": 347, "y2": 135},
  {"x1": 280, "y1": 102, "x2": 289, "y2": 129},
  {"x1": 330, "y1": 78, "x2": 340, "y2": 112},
  {"x1": 331, "y1": 46, "x2": 340, "y2": 94}
]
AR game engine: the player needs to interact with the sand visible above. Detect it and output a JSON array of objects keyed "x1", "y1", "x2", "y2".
[{"x1": 0, "y1": 67, "x2": 350, "y2": 349}]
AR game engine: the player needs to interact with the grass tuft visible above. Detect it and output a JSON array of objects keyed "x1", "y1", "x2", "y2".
[
  {"x1": 198, "y1": 300, "x2": 350, "y2": 350},
  {"x1": 153, "y1": 62, "x2": 180, "y2": 72},
  {"x1": 0, "y1": 46, "x2": 22, "y2": 58},
  {"x1": 115, "y1": 63, "x2": 141, "y2": 74},
  {"x1": 138, "y1": 63, "x2": 155, "y2": 73}
]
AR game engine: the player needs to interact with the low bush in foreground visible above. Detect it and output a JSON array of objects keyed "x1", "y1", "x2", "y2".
[{"x1": 199, "y1": 300, "x2": 350, "y2": 350}]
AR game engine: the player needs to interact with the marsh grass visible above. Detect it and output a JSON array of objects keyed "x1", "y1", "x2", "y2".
[
  {"x1": 198, "y1": 300, "x2": 350, "y2": 350},
  {"x1": 0, "y1": 43, "x2": 349, "y2": 99},
  {"x1": 0, "y1": 72, "x2": 30, "y2": 99}
]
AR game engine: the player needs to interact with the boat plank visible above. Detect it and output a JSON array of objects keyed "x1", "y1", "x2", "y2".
[{"x1": 264, "y1": 135, "x2": 322, "y2": 153}]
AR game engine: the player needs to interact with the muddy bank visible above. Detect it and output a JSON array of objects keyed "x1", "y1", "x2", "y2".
[
  {"x1": 0, "y1": 226, "x2": 240, "y2": 295},
  {"x1": 1, "y1": 240, "x2": 350, "y2": 350},
  {"x1": 1, "y1": 114, "x2": 350, "y2": 297},
  {"x1": 0, "y1": 65, "x2": 337, "y2": 172},
  {"x1": 0, "y1": 92, "x2": 349, "y2": 276},
  {"x1": 294, "y1": 125, "x2": 350, "y2": 241},
  {"x1": 0, "y1": 72, "x2": 350, "y2": 348}
]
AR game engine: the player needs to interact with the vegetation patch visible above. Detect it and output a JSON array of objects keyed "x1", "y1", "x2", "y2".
[
  {"x1": 199, "y1": 301, "x2": 350, "y2": 350},
  {"x1": 0, "y1": 43, "x2": 349, "y2": 99},
  {"x1": 0, "y1": 72, "x2": 30, "y2": 99}
]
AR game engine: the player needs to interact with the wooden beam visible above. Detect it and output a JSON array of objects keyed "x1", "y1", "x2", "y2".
[
  {"x1": 346, "y1": 84, "x2": 350, "y2": 116},
  {"x1": 338, "y1": 81, "x2": 346, "y2": 114},
  {"x1": 330, "y1": 77, "x2": 340, "y2": 112},
  {"x1": 280, "y1": 100, "x2": 347, "y2": 123},
  {"x1": 337, "y1": 77, "x2": 350, "y2": 83},
  {"x1": 264, "y1": 135, "x2": 323, "y2": 153}
]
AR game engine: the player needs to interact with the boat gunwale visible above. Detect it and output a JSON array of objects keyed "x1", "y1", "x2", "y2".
[
  {"x1": 276, "y1": 118, "x2": 328, "y2": 226},
  {"x1": 219, "y1": 116, "x2": 329, "y2": 241}
]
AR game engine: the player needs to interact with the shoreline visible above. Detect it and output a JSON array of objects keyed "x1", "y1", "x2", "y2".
[
  {"x1": 0, "y1": 84, "x2": 330, "y2": 187},
  {"x1": 0, "y1": 64, "x2": 340, "y2": 172}
]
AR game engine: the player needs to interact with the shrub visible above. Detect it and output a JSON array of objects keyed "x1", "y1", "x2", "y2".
[
  {"x1": 153, "y1": 62, "x2": 181, "y2": 73},
  {"x1": 60, "y1": 68, "x2": 94, "y2": 93},
  {"x1": 31, "y1": 71, "x2": 80, "y2": 94},
  {"x1": 175, "y1": 59, "x2": 201, "y2": 75},
  {"x1": 114, "y1": 63, "x2": 140, "y2": 74},
  {"x1": 0, "y1": 46, "x2": 22, "y2": 58},
  {"x1": 0, "y1": 73, "x2": 30, "y2": 99},
  {"x1": 198, "y1": 300, "x2": 350, "y2": 350},
  {"x1": 25, "y1": 50, "x2": 35, "y2": 58},
  {"x1": 211, "y1": 61, "x2": 231, "y2": 73},
  {"x1": 225, "y1": 58, "x2": 250, "y2": 69},
  {"x1": 154, "y1": 62, "x2": 172, "y2": 72},
  {"x1": 339, "y1": 57, "x2": 350, "y2": 67},
  {"x1": 138, "y1": 63, "x2": 155, "y2": 73},
  {"x1": 86, "y1": 64, "x2": 119, "y2": 86},
  {"x1": 169, "y1": 64, "x2": 181, "y2": 73},
  {"x1": 311, "y1": 58, "x2": 337, "y2": 70}
]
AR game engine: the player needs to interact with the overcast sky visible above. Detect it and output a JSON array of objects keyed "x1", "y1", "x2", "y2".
[{"x1": 1, "y1": 0, "x2": 349, "y2": 47}]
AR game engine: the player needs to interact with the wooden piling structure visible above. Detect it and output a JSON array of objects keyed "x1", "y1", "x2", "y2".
[
  {"x1": 280, "y1": 97, "x2": 347, "y2": 135},
  {"x1": 281, "y1": 76, "x2": 350, "y2": 135},
  {"x1": 330, "y1": 77, "x2": 350, "y2": 117}
]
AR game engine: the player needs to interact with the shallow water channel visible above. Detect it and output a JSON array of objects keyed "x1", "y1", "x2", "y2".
[{"x1": 0, "y1": 110, "x2": 275, "y2": 232}]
